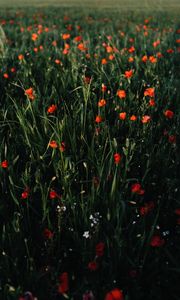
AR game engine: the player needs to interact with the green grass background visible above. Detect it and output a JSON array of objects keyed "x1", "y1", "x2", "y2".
[{"x1": 0, "y1": 0, "x2": 179, "y2": 8}]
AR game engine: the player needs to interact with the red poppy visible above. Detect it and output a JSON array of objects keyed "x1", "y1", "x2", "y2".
[
  {"x1": 59, "y1": 142, "x2": 66, "y2": 152},
  {"x1": 1, "y1": 160, "x2": 8, "y2": 168},
  {"x1": 140, "y1": 201, "x2": 154, "y2": 216},
  {"x1": 96, "y1": 242, "x2": 105, "y2": 257},
  {"x1": 3, "y1": 73, "x2": 9, "y2": 79},
  {"x1": 150, "y1": 235, "x2": 165, "y2": 247},
  {"x1": 102, "y1": 84, "x2": 107, "y2": 92},
  {"x1": 44, "y1": 228, "x2": 54, "y2": 239},
  {"x1": 131, "y1": 183, "x2": 145, "y2": 195},
  {"x1": 105, "y1": 288, "x2": 124, "y2": 300},
  {"x1": 164, "y1": 110, "x2": 174, "y2": 119},
  {"x1": 47, "y1": 104, "x2": 57, "y2": 114},
  {"x1": 168, "y1": 135, "x2": 176, "y2": 144},
  {"x1": 58, "y1": 272, "x2": 69, "y2": 294},
  {"x1": 114, "y1": 153, "x2": 121, "y2": 164},
  {"x1": 88, "y1": 261, "x2": 99, "y2": 271},
  {"x1": 21, "y1": 188, "x2": 30, "y2": 199},
  {"x1": 49, "y1": 190, "x2": 60, "y2": 199},
  {"x1": 25, "y1": 87, "x2": 35, "y2": 101},
  {"x1": 124, "y1": 70, "x2": 133, "y2": 79},
  {"x1": 95, "y1": 115, "x2": 103, "y2": 123}
]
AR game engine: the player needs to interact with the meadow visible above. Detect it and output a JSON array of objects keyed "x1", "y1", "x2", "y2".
[{"x1": 0, "y1": 3, "x2": 180, "y2": 300}]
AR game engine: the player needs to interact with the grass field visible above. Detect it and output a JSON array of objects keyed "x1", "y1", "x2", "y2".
[
  {"x1": 0, "y1": 2, "x2": 180, "y2": 300},
  {"x1": 0, "y1": 0, "x2": 180, "y2": 9}
]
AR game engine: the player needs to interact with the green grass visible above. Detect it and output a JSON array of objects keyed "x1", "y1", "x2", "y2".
[
  {"x1": 0, "y1": 5, "x2": 180, "y2": 300},
  {"x1": 0, "y1": 0, "x2": 180, "y2": 9}
]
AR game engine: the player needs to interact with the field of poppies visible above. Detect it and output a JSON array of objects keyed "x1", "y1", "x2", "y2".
[{"x1": 0, "y1": 6, "x2": 180, "y2": 300}]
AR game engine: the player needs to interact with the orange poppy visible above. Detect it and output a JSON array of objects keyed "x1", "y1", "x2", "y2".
[
  {"x1": 117, "y1": 90, "x2": 126, "y2": 99},
  {"x1": 24, "y1": 87, "x2": 35, "y2": 101},
  {"x1": 47, "y1": 104, "x2": 57, "y2": 114},
  {"x1": 62, "y1": 33, "x2": 70, "y2": 40},
  {"x1": 119, "y1": 112, "x2": 126, "y2": 120},
  {"x1": 98, "y1": 99, "x2": 106, "y2": 107},
  {"x1": 130, "y1": 115, "x2": 137, "y2": 121},
  {"x1": 95, "y1": 115, "x2": 103, "y2": 123},
  {"x1": 49, "y1": 140, "x2": 58, "y2": 148},
  {"x1": 144, "y1": 87, "x2": 155, "y2": 98}
]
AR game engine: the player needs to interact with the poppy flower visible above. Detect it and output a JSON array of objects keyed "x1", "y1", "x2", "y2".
[
  {"x1": 128, "y1": 56, "x2": 134, "y2": 62},
  {"x1": 130, "y1": 115, "x2": 137, "y2": 121},
  {"x1": 149, "y1": 56, "x2": 157, "y2": 63},
  {"x1": 101, "y1": 58, "x2": 108, "y2": 65},
  {"x1": 141, "y1": 115, "x2": 151, "y2": 123},
  {"x1": 149, "y1": 99, "x2": 155, "y2": 106},
  {"x1": 117, "y1": 90, "x2": 126, "y2": 99},
  {"x1": 105, "y1": 288, "x2": 124, "y2": 300},
  {"x1": 88, "y1": 261, "x2": 99, "y2": 271},
  {"x1": 74, "y1": 35, "x2": 82, "y2": 42},
  {"x1": 58, "y1": 272, "x2": 69, "y2": 294},
  {"x1": 31, "y1": 33, "x2": 38, "y2": 41},
  {"x1": 140, "y1": 201, "x2": 154, "y2": 216},
  {"x1": 3, "y1": 73, "x2": 9, "y2": 79},
  {"x1": 124, "y1": 70, "x2": 133, "y2": 78},
  {"x1": 47, "y1": 104, "x2": 57, "y2": 114},
  {"x1": 1, "y1": 160, "x2": 8, "y2": 168},
  {"x1": 114, "y1": 153, "x2": 121, "y2": 164},
  {"x1": 144, "y1": 87, "x2": 155, "y2": 98},
  {"x1": 102, "y1": 84, "x2": 107, "y2": 92},
  {"x1": 109, "y1": 54, "x2": 115, "y2": 60},
  {"x1": 150, "y1": 235, "x2": 165, "y2": 247},
  {"x1": 84, "y1": 76, "x2": 91, "y2": 84},
  {"x1": 59, "y1": 141, "x2": 66, "y2": 152},
  {"x1": 142, "y1": 55, "x2": 148, "y2": 63},
  {"x1": 44, "y1": 228, "x2": 54, "y2": 239},
  {"x1": 106, "y1": 45, "x2": 113, "y2": 53},
  {"x1": 98, "y1": 99, "x2": 106, "y2": 107},
  {"x1": 131, "y1": 183, "x2": 145, "y2": 195},
  {"x1": 21, "y1": 188, "x2": 30, "y2": 199},
  {"x1": 77, "y1": 43, "x2": 87, "y2": 51},
  {"x1": 62, "y1": 33, "x2": 70, "y2": 40},
  {"x1": 168, "y1": 135, "x2": 176, "y2": 144},
  {"x1": 18, "y1": 54, "x2": 24, "y2": 60},
  {"x1": 96, "y1": 242, "x2": 105, "y2": 257},
  {"x1": 128, "y1": 46, "x2": 135, "y2": 53},
  {"x1": 119, "y1": 112, "x2": 126, "y2": 120},
  {"x1": 164, "y1": 110, "x2": 174, "y2": 119},
  {"x1": 25, "y1": 87, "x2": 35, "y2": 101},
  {"x1": 49, "y1": 190, "x2": 59, "y2": 199},
  {"x1": 95, "y1": 115, "x2": 103, "y2": 123},
  {"x1": 49, "y1": 140, "x2": 58, "y2": 148}
]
